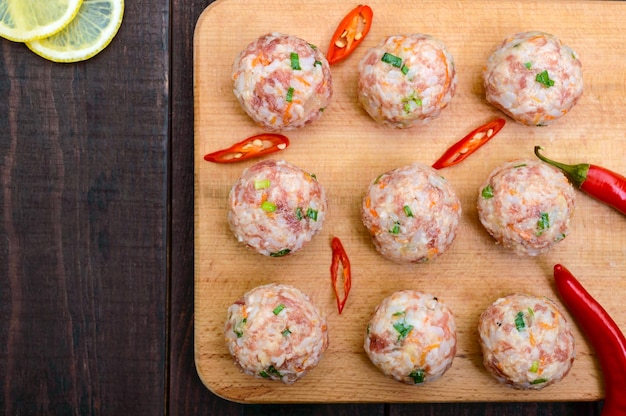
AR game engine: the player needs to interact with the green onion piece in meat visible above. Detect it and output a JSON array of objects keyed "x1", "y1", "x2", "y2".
[
  {"x1": 281, "y1": 328, "x2": 291, "y2": 337},
  {"x1": 530, "y1": 360, "x2": 540, "y2": 373},
  {"x1": 536, "y1": 212, "x2": 550, "y2": 235},
  {"x1": 273, "y1": 304, "x2": 285, "y2": 315},
  {"x1": 393, "y1": 320, "x2": 414, "y2": 340},
  {"x1": 390, "y1": 221, "x2": 401, "y2": 234},
  {"x1": 295, "y1": 207, "x2": 303, "y2": 220},
  {"x1": 270, "y1": 249, "x2": 291, "y2": 257},
  {"x1": 254, "y1": 179, "x2": 271, "y2": 190},
  {"x1": 403, "y1": 205, "x2": 414, "y2": 217},
  {"x1": 286, "y1": 87, "x2": 295, "y2": 102},
  {"x1": 306, "y1": 208, "x2": 318, "y2": 221},
  {"x1": 481, "y1": 185, "x2": 494, "y2": 199},
  {"x1": 261, "y1": 201, "x2": 277, "y2": 212},
  {"x1": 409, "y1": 369, "x2": 426, "y2": 384},
  {"x1": 536, "y1": 70, "x2": 555, "y2": 87},
  {"x1": 381, "y1": 52, "x2": 403, "y2": 68},
  {"x1": 290, "y1": 52, "x2": 301, "y2": 70},
  {"x1": 515, "y1": 311, "x2": 526, "y2": 331}
]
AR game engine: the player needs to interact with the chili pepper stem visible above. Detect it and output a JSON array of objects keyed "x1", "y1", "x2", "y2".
[{"x1": 534, "y1": 146, "x2": 589, "y2": 188}]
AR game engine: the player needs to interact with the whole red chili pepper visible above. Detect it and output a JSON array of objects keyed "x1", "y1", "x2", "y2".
[
  {"x1": 326, "y1": 5, "x2": 373, "y2": 65},
  {"x1": 330, "y1": 236, "x2": 352, "y2": 314},
  {"x1": 535, "y1": 146, "x2": 626, "y2": 216},
  {"x1": 204, "y1": 133, "x2": 289, "y2": 163},
  {"x1": 553, "y1": 264, "x2": 626, "y2": 416},
  {"x1": 432, "y1": 118, "x2": 506, "y2": 169}
]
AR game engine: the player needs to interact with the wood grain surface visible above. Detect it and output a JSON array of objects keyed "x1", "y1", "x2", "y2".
[{"x1": 193, "y1": 0, "x2": 626, "y2": 404}]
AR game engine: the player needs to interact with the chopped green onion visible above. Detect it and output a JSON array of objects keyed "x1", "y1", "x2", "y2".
[
  {"x1": 530, "y1": 360, "x2": 539, "y2": 373},
  {"x1": 390, "y1": 221, "x2": 401, "y2": 234},
  {"x1": 393, "y1": 311, "x2": 406, "y2": 317},
  {"x1": 402, "y1": 92, "x2": 422, "y2": 113},
  {"x1": 513, "y1": 163, "x2": 527, "y2": 168},
  {"x1": 481, "y1": 185, "x2": 494, "y2": 199},
  {"x1": 259, "y1": 371, "x2": 269, "y2": 378},
  {"x1": 267, "y1": 365, "x2": 282, "y2": 378},
  {"x1": 254, "y1": 179, "x2": 271, "y2": 190},
  {"x1": 393, "y1": 320, "x2": 414, "y2": 340},
  {"x1": 401, "y1": 64, "x2": 409, "y2": 75},
  {"x1": 270, "y1": 249, "x2": 290, "y2": 257},
  {"x1": 306, "y1": 208, "x2": 318, "y2": 221},
  {"x1": 536, "y1": 70, "x2": 555, "y2": 87},
  {"x1": 531, "y1": 378, "x2": 548, "y2": 385},
  {"x1": 273, "y1": 304, "x2": 285, "y2": 315},
  {"x1": 409, "y1": 369, "x2": 425, "y2": 384},
  {"x1": 403, "y1": 205, "x2": 414, "y2": 217},
  {"x1": 261, "y1": 201, "x2": 276, "y2": 212},
  {"x1": 524, "y1": 61, "x2": 532, "y2": 69},
  {"x1": 286, "y1": 87, "x2": 295, "y2": 102},
  {"x1": 314, "y1": 60, "x2": 322, "y2": 67},
  {"x1": 381, "y1": 52, "x2": 403, "y2": 68},
  {"x1": 290, "y1": 52, "x2": 301, "y2": 70},
  {"x1": 234, "y1": 318, "x2": 247, "y2": 338},
  {"x1": 281, "y1": 328, "x2": 291, "y2": 337},
  {"x1": 515, "y1": 311, "x2": 526, "y2": 331},
  {"x1": 536, "y1": 212, "x2": 550, "y2": 235},
  {"x1": 373, "y1": 174, "x2": 384, "y2": 184},
  {"x1": 295, "y1": 207, "x2": 303, "y2": 220}
]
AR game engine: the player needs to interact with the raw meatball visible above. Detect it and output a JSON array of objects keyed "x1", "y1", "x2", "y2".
[
  {"x1": 361, "y1": 162, "x2": 461, "y2": 263},
  {"x1": 225, "y1": 283, "x2": 329, "y2": 384},
  {"x1": 228, "y1": 159, "x2": 327, "y2": 257},
  {"x1": 232, "y1": 32, "x2": 333, "y2": 130},
  {"x1": 478, "y1": 294, "x2": 576, "y2": 389},
  {"x1": 364, "y1": 290, "x2": 457, "y2": 385},
  {"x1": 483, "y1": 31, "x2": 583, "y2": 126},
  {"x1": 358, "y1": 34, "x2": 457, "y2": 128},
  {"x1": 477, "y1": 159, "x2": 576, "y2": 256}
]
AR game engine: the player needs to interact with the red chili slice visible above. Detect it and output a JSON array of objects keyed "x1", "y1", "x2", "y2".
[
  {"x1": 326, "y1": 5, "x2": 373, "y2": 65},
  {"x1": 203, "y1": 133, "x2": 289, "y2": 163},
  {"x1": 432, "y1": 118, "x2": 506, "y2": 169},
  {"x1": 330, "y1": 236, "x2": 352, "y2": 314}
]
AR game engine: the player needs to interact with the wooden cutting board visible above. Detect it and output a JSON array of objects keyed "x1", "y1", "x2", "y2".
[{"x1": 193, "y1": 0, "x2": 626, "y2": 403}]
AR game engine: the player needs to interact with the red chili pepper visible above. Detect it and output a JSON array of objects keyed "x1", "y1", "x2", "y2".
[
  {"x1": 203, "y1": 133, "x2": 289, "y2": 163},
  {"x1": 553, "y1": 264, "x2": 626, "y2": 416},
  {"x1": 330, "y1": 236, "x2": 352, "y2": 314},
  {"x1": 535, "y1": 146, "x2": 626, "y2": 216},
  {"x1": 432, "y1": 118, "x2": 506, "y2": 169},
  {"x1": 326, "y1": 5, "x2": 373, "y2": 65}
]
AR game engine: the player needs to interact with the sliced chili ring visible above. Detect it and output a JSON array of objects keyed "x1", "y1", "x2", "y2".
[
  {"x1": 326, "y1": 5, "x2": 373, "y2": 65},
  {"x1": 432, "y1": 118, "x2": 506, "y2": 169},
  {"x1": 330, "y1": 236, "x2": 352, "y2": 314},
  {"x1": 203, "y1": 133, "x2": 289, "y2": 163}
]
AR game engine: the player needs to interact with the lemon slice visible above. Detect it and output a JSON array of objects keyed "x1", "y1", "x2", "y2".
[
  {"x1": 0, "y1": 0, "x2": 83, "y2": 42},
  {"x1": 26, "y1": 0, "x2": 124, "y2": 63}
]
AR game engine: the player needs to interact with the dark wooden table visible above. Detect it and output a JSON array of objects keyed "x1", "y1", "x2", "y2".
[{"x1": 0, "y1": 0, "x2": 605, "y2": 414}]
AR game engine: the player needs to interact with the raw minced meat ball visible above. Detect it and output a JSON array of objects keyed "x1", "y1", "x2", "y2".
[
  {"x1": 478, "y1": 293, "x2": 576, "y2": 390},
  {"x1": 232, "y1": 32, "x2": 333, "y2": 130},
  {"x1": 228, "y1": 159, "x2": 327, "y2": 257},
  {"x1": 483, "y1": 31, "x2": 583, "y2": 126},
  {"x1": 361, "y1": 162, "x2": 461, "y2": 263},
  {"x1": 224, "y1": 283, "x2": 329, "y2": 384},
  {"x1": 358, "y1": 34, "x2": 457, "y2": 128},
  {"x1": 364, "y1": 290, "x2": 457, "y2": 385},
  {"x1": 477, "y1": 159, "x2": 576, "y2": 256}
]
